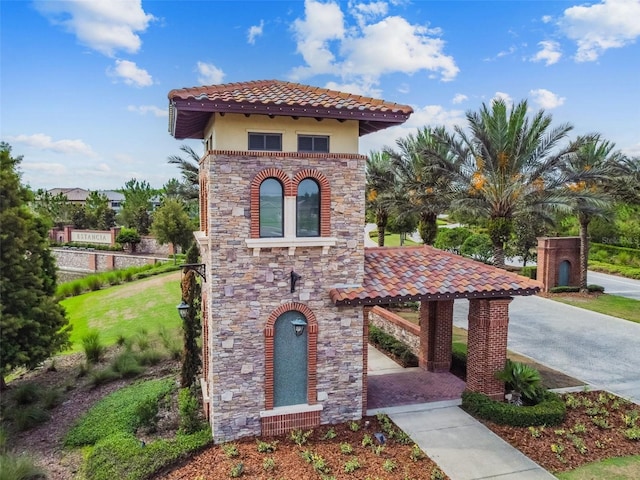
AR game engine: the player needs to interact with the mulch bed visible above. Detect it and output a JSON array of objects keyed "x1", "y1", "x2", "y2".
[
  {"x1": 156, "y1": 416, "x2": 448, "y2": 479},
  {"x1": 482, "y1": 390, "x2": 640, "y2": 473}
]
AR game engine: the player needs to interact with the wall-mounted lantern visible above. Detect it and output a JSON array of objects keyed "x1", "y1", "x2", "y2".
[
  {"x1": 176, "y1": 300, "x2": 190, "y2": 320},
  {"x1": 290, "y1": 317, "x2": 308, "y2": 336},
  {"x1": 290, "y1": 270, "x2": 302, "y2": 293}
]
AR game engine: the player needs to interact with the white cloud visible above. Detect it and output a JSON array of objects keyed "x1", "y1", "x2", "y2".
[
  {"x1": 127, "y1": 105, "x2": 167, "y2": 117},
  {"x1": 492, "y1": 92, "x2": 513, "y2": 108},
  {"x1": 248, "y1": 20, "x2": 264, "y2": 44},
  {"x1": 530, "y1": 88, "x2": 566, "y2": 109},
  {"x1": 291, "y1": 0, "x2": 345, "y2": 79},
  {"x1": 290, "y1": 0, "x2": 458, "y2": 90},
  {"x1": 484, "y1": 45, "x2": 517, "y2": 62},
  {"x1": 359, "y1": 104, "x2": 465, "y2": 154},
  {"x1": 559, "y1": 0, "x2": 640, "y2": 62},
  {"x1": 349, "y1": 1, "x2": 388, "y2": 28},
  {"x1": 324, "y1": 80, "x2": 381, "y2": 98},
  {"x1": 531, "y1": 40, "x2": 562, "y2": 65},
  {"x1": 452, "y1": 93, "x2": 468, "y2": 104},
  {"x1": 7, "y1": 133, "x2": 97, "y2": 157},
  {"x1": 108, "y1": 59, "x2": 152, "y2": 87},
  {"x1": 541, "y1": 15, "x2": 553, "y2": 24},
  {"x1": 34, "y1": 0, "x2": 155, "y2": 57},
  {"x1": 21, "y1": 161, "x2": 68, "y2": 176},
  {"x1": 196, "y1": 61, "x2": 225, "y2": 85}
]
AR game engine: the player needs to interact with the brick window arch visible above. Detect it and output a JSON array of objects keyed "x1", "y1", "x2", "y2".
[
  {"x1": 250, "y1": 169, "x2": 293, "y2": 238},
  {"x1": 264, "y1": 303, "x2": 318, "y2": 410},
  {"x1": 293, "y1": 169, "x2": 331, "y2": 237}
]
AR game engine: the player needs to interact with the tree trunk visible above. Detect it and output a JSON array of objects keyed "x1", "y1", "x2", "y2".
[
  {"x1": 579, "y1": 215, "x2": 591, "y2": 294},
  {"x1": 493, "y1": 242, "x2": 505, "y2": 268},
  {"x1": 418, "y1": 212, "x2": 438, "y2": 245},
  {"x1": 376, "y1": 212, "x2": 387, "y2": 247}
]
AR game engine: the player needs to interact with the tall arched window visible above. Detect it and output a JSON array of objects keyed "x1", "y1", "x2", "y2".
[
  {"x1": 260, "y1": 178, "x2": 284, "y2": 237},
  {"x1": 296, "y1": 178, "x2": 320, "y2": 237},
  {"x1": 273, "y1": 311, "x2": 308, "y2": 407}
]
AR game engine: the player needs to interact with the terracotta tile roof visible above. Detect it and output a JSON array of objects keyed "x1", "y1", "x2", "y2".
[
  {"x1": 329, "y1": 246, "x2": 541, "y2": 306},
  {"x1": 168, "y1": 80, "x2": 413, "y2": 139}
]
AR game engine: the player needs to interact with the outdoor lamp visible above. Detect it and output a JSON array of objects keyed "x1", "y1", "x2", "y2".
[
  {"x1": 176, "y1": 300, "x2": 190, "y2": 320},
  {"x1": 291, "y1": 317, "x2": 308, "y2": 336}
]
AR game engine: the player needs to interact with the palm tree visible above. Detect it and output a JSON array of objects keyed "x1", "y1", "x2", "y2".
[
  {"x1": 386, "y1": 126, "x2": 456, "y2": 245},
  {"x1": 439, "y1": 99, "x2": 578, "y2": 267},
  {"x1": 168, "y1": 144, "x2": 201, "y2": 202},
  {"x1": 366, "y1": 151, "x2": 395, "y2": 246},
  {"x1": 561, "y1": 135, "x2": 622, "y2": 292}
]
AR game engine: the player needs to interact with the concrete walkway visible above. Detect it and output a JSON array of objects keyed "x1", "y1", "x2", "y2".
[{"x1": 367, "y1": 346, "x2": 557, "y2": 479}]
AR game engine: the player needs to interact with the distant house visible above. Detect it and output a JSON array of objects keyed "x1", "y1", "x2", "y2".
[{"x1": 168, "y1": 80, "x2": 541, "y2": 443}]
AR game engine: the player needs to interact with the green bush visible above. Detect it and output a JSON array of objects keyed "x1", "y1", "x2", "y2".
[
  {"x1": 110, "y1": 352, "x2": 144, "y2": 378},
  {"x1": 9, "y1": 383, "x2": 40, "y2": 406},
  {"x1": 178, "y1": 387, "x2": 204, "y2": 435},
  {"x1": 368, "y1": 325, "x2": 418, "y2": 367},
  {"x1": 83, "y1": 430, "x2": 211, "y2": 480},
  {"x1": 461, "y1": 390, "x2": 566, "y2": 426},
  {"x1": 65, "y1": 378, "x2": 175, "y2": 447},
  {"x1": 520, "y1": 266, "x2": 537, "y2": 279},
  {"x1": 549, "y1": 284, "x2": 605, "y2": 293},
  {"x1": 495, "y1": 359, "x2": 542, "y2": 404},
  {"x1": 82, "y1": 331, "x2": 105, "y2": 364},
  {"x1": 10, "y1": 405, "x2": 50, "y2": 432},
  {"x1": 0, "y1": 452, "x2": 46, "y2": 480},
  {"x1": 89, "y1": 368, "x2": 121, "y2": 387}
]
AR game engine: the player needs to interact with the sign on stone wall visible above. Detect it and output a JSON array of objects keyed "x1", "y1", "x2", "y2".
[{"x1": 71, "y1": 231, "x2": 111, "y2": 244}]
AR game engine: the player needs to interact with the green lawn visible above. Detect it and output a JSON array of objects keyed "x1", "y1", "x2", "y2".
[
  {"x1": 556, "y1": 455, "x2": 640, "y2": 480},
  {"x1": 60, "y1": 271, "x2": 182, "y2": 352},
  {"x1": 550, "y1": 293, "x2": 640, "y2": 324},
  {"x1": 368, "y1": 232, "x2": 420, "y2": 247}
]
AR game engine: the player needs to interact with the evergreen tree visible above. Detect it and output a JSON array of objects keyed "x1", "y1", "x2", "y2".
[
  {"x1": 180, "y1": 244, "x2": 202, "y2": 388},
  {"x1": 0, "y1": 143, "x2": 71, "y2": 389},
  {"x1": 151, "y1": 198, "x2": 194, "y2": 261}
]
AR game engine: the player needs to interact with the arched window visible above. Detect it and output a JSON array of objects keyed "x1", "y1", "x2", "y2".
[
  {"x1": 296, "y1": 178, "x2": 320, "y2": 237},
  {"x1": 260, "y1": 178, "x2": 284, "y2": 237}
]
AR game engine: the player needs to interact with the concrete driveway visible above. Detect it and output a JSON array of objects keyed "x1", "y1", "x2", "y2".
[{"x1": 453, "y1": 295, "x2": 640, "y2": 404}]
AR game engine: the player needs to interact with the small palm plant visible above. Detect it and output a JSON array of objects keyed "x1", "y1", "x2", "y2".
[{"x1": 495, "y1": 359, "x2": 542, "y2": 405}]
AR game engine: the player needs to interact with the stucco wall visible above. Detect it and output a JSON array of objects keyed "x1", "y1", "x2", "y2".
[{"x1": 205, "y1": 113, "x2": 360, "y2": 153}]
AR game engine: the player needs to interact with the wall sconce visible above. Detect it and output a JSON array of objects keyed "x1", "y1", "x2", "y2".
[
  {"x1": 290, "y1": 317, "x2": 308, "y2": 336},
  {"x1": 290, "y1": 270, "x2": 302, "y2": 293},
  {"x1": 176, "y1": 300, "x2": 190, "y2": 320}
]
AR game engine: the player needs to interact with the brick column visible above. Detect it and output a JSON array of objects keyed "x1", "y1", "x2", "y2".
[
  {"x1": 432, "y1": 300, "x2": 453, "y2": 372},
  {"x1": 362, "y1": 307, "x2": 371, "y2": 416},
  {"x1": 467, "y1": 297, "x2": 512, "y2": 400},
  {"x1": 419, "y1": 300, "x2": 453, "y2": 372}
]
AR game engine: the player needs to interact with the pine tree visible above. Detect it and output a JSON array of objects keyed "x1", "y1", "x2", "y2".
[
  {"x1": 0, "y1": 143, "x2": 71, "y2": 389},
  {"x1": 180, "y1": 244, "x2": 202, "y2": 388}
]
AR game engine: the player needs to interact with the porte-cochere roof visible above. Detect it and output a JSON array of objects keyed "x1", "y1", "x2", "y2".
[{"x1": 330, "y1": 246, "x2": 541, "y2": 306}]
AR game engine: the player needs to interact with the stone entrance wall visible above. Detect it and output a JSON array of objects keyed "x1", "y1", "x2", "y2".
[{"x1": 537, "y1": 237, "x2": 580, "y2": 292}]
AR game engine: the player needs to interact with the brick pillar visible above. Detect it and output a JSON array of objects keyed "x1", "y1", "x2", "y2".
[
  {"x1": 110, "y1": 227, "x2": 121, "y2": 246},
  {"x1": 432, "y1": 300, "x2": 453, "y2": 372},
  {"x1": 362, "y1": 307, "x2": 371, "y2": 416},
  {"x1": 419, "y1": 300, "x2": 453, "y2": 372},
  {"x1": 418, "y1": 301, "x2": 431, "y2": 369},
  {"x1": 467, "y1": 297, "x2": 512, "y2": 400},
  {"x1": 106, "y1": 255, "x2": 115, "y2": 270},
  {"x1": 88, "y1": 253, "x2": 97, "y2": 272},
  {"x1": 64, "y1": 225, "x2": 72, "y2": 243}
]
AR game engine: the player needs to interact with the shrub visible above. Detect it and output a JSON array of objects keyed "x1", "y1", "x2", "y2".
[
  {"x1": 0, "y1": 453, "x2": 46, "y2": 480},
  {"x1": 256, "y1": 439, "x2": 278, "y2": 453},
  {"x1": 178, "y1": 387, "x2": 204, "y2": 435},
  {"x1": 520, "y1": 266, "x2": 537, "y2": 279},
  {"x1": 495, "y1": 359, "x2": 543, "y2": 404},
  {"x1": 135, "y1": 349, "x2": 164, "y2": 366},
  {"x1": 89, "y1": 368, "x2": 121, "y2": 387},
  {"x1": 9, "y1": 383, "x2": 40, "y2": 406},
  {"x1": 134, "y1": 397, "x2": 159, "y2": 430},
  {"x1": 110, "y1": 352, "x2": 144, "y2": 378},
  {"x1": 10, "y1": 405, "x2": 50, "y2": 432},
  {"x1": 82, "y1": 330, "x2": 105, "y2": 364},
  {"x1": 462, "y1": 391, "x2": 566, "y2": 426}
]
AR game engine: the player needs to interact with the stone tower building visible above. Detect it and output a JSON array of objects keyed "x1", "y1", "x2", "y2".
[{"x1": 168, "y1": 80, "x2": 413, "y2": 442}]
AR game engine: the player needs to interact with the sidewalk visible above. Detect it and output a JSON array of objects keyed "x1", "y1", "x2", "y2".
[{"x1": 367, "y1": 346, "x2": 557, "y2": 479}]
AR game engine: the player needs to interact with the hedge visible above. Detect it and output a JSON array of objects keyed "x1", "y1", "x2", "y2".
[
  {"x1": 549, "y1": 284, "x2": 604, "y2": 294},
  {"x1": 368, "y1": 324, "x2": 418, "y2": 367},
  {"x1": 461, "y1": 390, "x2": 566, "y2": 427}
]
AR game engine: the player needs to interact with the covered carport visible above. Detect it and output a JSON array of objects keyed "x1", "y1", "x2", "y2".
[{"x1": 329, "y1": 246, "x2": 541, "y2": 409}]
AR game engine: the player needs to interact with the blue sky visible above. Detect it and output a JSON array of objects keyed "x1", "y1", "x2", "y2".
[{"x1": 2, "y1": 0, "x2": 639, "y2": 190}]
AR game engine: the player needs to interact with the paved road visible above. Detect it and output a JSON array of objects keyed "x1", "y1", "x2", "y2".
[
  {"x1": 453, "y1": 295, "x2": 640, "y2": 404},
  {"x1": 588, "y1": 271, "x2": 640, "y2": 300}
]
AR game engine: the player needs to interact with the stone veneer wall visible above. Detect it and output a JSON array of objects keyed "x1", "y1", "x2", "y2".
[
  {"x1": 368, "y1": 306, "x2": 420, "y2": 357},
  {"x1": 203, "y1": 151, "x2": 366, "y2": 443},
  {"x1": 53, "y1": 248, "x2": 163, "y2": 272}
]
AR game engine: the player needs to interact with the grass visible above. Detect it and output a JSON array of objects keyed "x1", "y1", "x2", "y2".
[
  {"x1": 368, "y1": 232, "x2": 420, "y2": 247},
  {"x1": 554, "y1": 455, "x2": 640, "y2": 479},
  {"x1": 60, "y1": 271, "x2": 182, "y2": 352},
  {"x1": 549, "y1": 293, "x2": 640, "y2": 324}
]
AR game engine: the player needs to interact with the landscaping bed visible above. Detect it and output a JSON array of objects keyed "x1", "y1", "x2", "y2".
[
  {"x1": 480, "y1": 390, "x2": 640, "y2": 473},
  {"x1": 157, "y1": 415, "x2": 448, "y2": 480}
]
